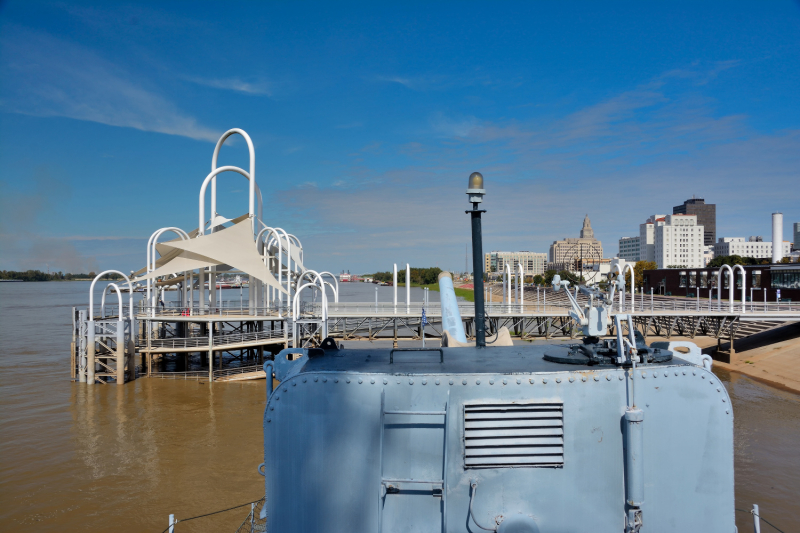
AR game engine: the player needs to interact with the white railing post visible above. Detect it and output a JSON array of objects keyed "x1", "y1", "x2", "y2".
[
  {"x1": 406, "y1": 263, "x2": 410, "y2": 314},
  {"x1": 752, "y1": 503, "x2": 761, "y2": 533}
]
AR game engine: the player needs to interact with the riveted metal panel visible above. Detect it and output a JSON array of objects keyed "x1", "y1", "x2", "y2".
[{"x1": 263, "y1": 344, "x2": 735, "y2": 533}]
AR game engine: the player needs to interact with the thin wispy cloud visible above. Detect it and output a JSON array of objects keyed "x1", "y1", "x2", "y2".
[
  {"x1": 184, "y1": 76, "x2": 272, "y2": 96},
  {"x1": 430, "y1": 112, "x2": 482, "y2": 138},
  {"x1": 273, "y1": 65, "x2": 800, "y2": 271},
  {"x1": 376, "y1": 75, "x2": 423, "y2": 90},
  {"x1": 375, "y1": 72, "x2": 522, "y2": 92},
  {"x1": 0, "y1": 25, "x2": 219, "y2": 142},
  {"x1": 335, "y1": 121, "x2": 365, "y2": 129},
  {"x1": 60, "y1": 235, "x2": 145, "y2": 241}
]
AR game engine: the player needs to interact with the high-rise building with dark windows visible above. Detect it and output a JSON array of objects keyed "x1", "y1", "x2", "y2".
[{"x1": 673, "y1": 197, "x2": 716, "y2": 246}]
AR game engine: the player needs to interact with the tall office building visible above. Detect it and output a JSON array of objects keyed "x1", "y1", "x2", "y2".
[
  {"x1": 618, "y1": 236, "x2": 640, "y2": 261},
  {"x1": 549, "y1": 215, "x2": 604, "y2": 269},
  {"x1": 638, "y1": 214, "x2": 666, "y2": 262},
  {"x1": 714, "y1": 237, "x2": 790, "y2": 260},
  {"x1": 794, "y1": 222, "x2": 800, "y2": 250},
  {"x1": 485, "y1": 251, "x2": 547, "y2": 275},
  {"x1": 654, "y1": 214, "x2": 705, "y2": 268},
  {"x1": 673, "y1": 197, "x2": 716, "y2": 246}
]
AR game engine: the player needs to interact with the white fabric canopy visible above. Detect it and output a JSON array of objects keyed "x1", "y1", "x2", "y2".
[
  {"x1": 131, "y1": 213, "x2": 249, "y2": 277},
  {"x1": 289, "y1": 245, "x2": 304, "y2": 272},
  {"x1": 158, "y1": 220, "x2": 287, "y2": 294},
  {"x1": 137, "y1": 250, "x2": 221, "y2": 281}
]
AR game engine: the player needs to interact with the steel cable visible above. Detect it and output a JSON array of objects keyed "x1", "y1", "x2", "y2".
[
  {"x1": 735, "y1": 508, "x2": 788, "y2": 533},
  {"x1": 159, "y1": 497, "x2": 264, "y2": 532}
]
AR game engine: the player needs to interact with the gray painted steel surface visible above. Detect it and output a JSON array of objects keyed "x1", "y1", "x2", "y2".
[{"x1": 262, "y1": 344, "x2": 734, "y2": 532}]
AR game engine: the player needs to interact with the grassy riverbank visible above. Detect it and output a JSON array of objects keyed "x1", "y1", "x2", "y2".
[{"x1": 397, "y1": 282, "x2": 475, "y2": 302}]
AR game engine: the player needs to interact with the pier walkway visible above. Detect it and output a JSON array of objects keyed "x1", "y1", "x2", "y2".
[{"x1": 75, "y1": 292, "x2": 800, "y2": 383}]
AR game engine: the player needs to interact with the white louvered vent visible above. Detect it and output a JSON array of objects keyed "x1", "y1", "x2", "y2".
[{"x1": 464, "y1": 403, "x2": 564, "y2": 468}]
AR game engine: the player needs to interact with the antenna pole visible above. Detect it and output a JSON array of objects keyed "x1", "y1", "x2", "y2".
[{"x1": 469, "y1": 205, "x2": 486, "y2": 347}]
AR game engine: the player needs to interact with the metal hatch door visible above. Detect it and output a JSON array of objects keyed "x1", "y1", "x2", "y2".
[{"x1": 378, "y1": 390, "x2": 449, "y2": 533}]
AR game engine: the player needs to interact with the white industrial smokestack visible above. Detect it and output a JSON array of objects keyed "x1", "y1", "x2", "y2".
[{"x1": 772, "y1": 213, "x2": 783, "y2": 264}]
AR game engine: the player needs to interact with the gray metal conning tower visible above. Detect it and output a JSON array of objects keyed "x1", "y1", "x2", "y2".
[{"x1": 260, "y1": 341, "x2": 733, "y2": 532}]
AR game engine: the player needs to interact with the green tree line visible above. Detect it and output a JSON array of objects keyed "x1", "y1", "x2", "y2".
[
  {"x1": 707, "y1": 254, "x2": 795, "y2": 268},
  {"x1": 370, "y1": 267, "x2": 443, "y2": 285},
  {"x1": 530, "y1": 270, "x2": 585, "y2": 286},
  {"x1": 0, "y1": 270, "x2": 124, "y2": 281}
]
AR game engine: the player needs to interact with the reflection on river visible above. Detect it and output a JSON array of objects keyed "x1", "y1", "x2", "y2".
[{"x1": 0, "y1": 282, "x2": 797, "y2": 532}]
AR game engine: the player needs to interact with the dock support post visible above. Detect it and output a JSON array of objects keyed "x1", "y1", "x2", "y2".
[
  {"x1": 127, "y1": 321, "x2": 135, "y2": 381},
  {"x1": 258, "y1": 320, "x2": 264, "y2": 364},
  {"x1": 71, "y1": 340, "x2": 76, "y2": 380},
  {"x1": 78, "y1": 310, "x2": 87, "y2": 382},
  {"x1": 116, "y1": 319, "x2": 125, "y2": 385},
  {"x1": 71, "y1": 307, "x2": 77, "y2": 380},
  {"x1": 87, "y1": 320, "x2": 96, "y2": 385},
  {"x1": 208, "y1": 320, "x2": 214, "y2": 382},
  {"x1": 146, "y1": 319, "x2": 152, "y2": 377}
]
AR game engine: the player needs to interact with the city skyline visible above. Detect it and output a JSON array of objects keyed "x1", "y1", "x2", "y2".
[{"x1": 1, "y1": 2, "x2": 799, "y2": 275}]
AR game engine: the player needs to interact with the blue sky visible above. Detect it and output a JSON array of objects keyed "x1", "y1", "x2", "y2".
[{"x1": 1, "y1": 1, "x2": 799, "y2": 275}]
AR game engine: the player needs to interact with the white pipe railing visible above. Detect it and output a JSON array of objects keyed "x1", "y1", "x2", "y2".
[
  {"x1": 146, "y1": 227, "x2": 190, "y2": 315},
  {"x1": 292, "y1": 282, "x2": 328, "y2": 346},
  {"x1": 100, "y1": 283, "x2": 123, "y2": 319},
  {"x1": 717, "y1": 265, "x2": 734, "y2": 313},
  {"x1": 319, "y1": 271, "x2": 339, "y2": 303},
  {"x1": 90, "y1": 271, "x2": 134, "y2": 322}
]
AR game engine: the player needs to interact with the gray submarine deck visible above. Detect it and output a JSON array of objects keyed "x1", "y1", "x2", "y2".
[{"x1": 294, "y1": 344, "x2": 690, "y2": 375}]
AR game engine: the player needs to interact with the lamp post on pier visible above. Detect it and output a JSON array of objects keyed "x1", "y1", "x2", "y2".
[{"x1": 466, "y1": 172, "x2": 486, "y2": 348}]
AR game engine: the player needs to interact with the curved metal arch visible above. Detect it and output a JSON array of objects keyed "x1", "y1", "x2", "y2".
[
  {"x1": 732, "y1": 264, "x2": 747, "y2": 313},
  {"x1": 504, "y1": 263, "x2": 512, "y2": 306},
  {"x1": 199, "y1": 166, "x2": 253, "y2": 235},
  {"x1": 292, "y1": 281, "x2": 329, "y2": 345},
  {"x1": 293, "y1": 282, "x2": 327, "y2": 318},
  {"x1": 260, "y1": 225, "x2": 293, "y2": 305},
  {"x1": 146, "y1": 227, "x2": 190, "y2": 311},
  {"x1": 100, "y1": 283, "x2": 123, "y2": 319},
  {"x1": 89, "y1": 270, "x2": 133, "y2": 321},
  {"x1": 292, "y1": 283, "x2": 328, "y2": 342},
  {"x1": 717, "y1": 265, "x2": 735, "y2": 312},
  {"x1": 322, "y1": 281, "x2": 338, "y2": 305},
  {"x1": 146, "y1": 227, "x2": 189, "y2": 272},
  {"x1": 298, "y1": 269, "x2": 323, "y2": 288},
  {"x1": 612, "y1": 262, "x2": 636, "y2": 312},
  {"x1": 210, "y1": 128, "x2": 262, "y2": 227},
  {"x1": 318, "y1": 271, "x2": 339, "y2": 303}
]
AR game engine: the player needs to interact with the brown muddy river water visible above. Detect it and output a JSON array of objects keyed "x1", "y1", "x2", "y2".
[{"x1": 1, "y1": 282, "x2": 798, "y2": 532}]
